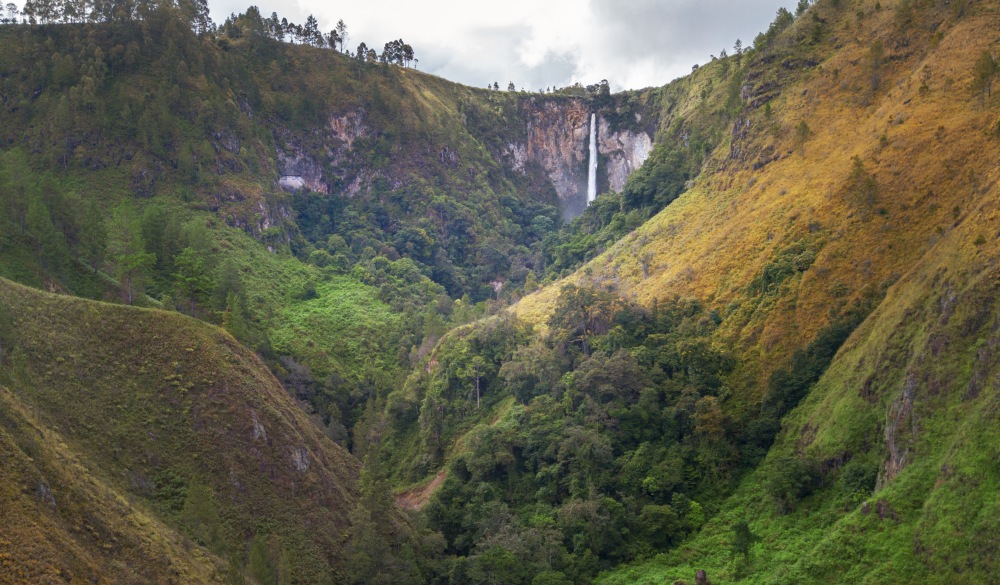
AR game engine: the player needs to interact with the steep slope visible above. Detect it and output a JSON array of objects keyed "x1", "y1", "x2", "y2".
[
  {"x1": 0, "y1": 277, "x2": 360, "y2": 583},
  {"x1": 600, "y1": 125, "x2": 1000, "y2": 583},
  {"x1": 0, "y1": 387, "x2": 221, "y2": 584}
]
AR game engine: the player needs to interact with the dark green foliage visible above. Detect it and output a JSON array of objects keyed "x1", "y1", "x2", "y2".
[
  {"x1": 845, "y1": 155, "x2": 879, "y2": 212},
  {"x1": 747, "y1": 241, "x2": 816, "y2": 294},
  {"x1": 173, "y1": 246, "x2": 212, "y2": 314},
  {"x1": 343, "y1": 455, "x2": 440, "y2": 584},
  {"x1": 764, "y1": 455, "x2": 822, "y2": 513},
  {"x1": 389, "y1": 290, "x2": 772, "y2": 582},
  {"x1": 837, "y1": 455, "x2": 878, "y2": 505},
  {"x1": 972, "y1": 50, "x2": 998, "y2": 105},
  {"x1": 730, "y1": 521, "x2": 759, "y2": 562},
  {"x1": 754, "y1": 8, "x2": 796, "y2": 51},
  {"x1": 152, "y1": 468, "x2": 188, "y2": 514},
  {"x1": 754, "y1": 290, "x2": 881, "y2": 461}
]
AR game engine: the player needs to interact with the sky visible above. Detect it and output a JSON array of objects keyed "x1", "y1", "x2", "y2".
[{"x1": 208, "y1": 0, "x2": 793, "y2": 91}]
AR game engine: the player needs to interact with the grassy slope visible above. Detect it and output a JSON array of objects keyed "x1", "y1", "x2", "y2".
[
  {"x1": 213, "y1": 224, "x2": 402, "y2": 382},
  {"x1": 0, "y1": 277, "x2": 360, "y2": 583},
  {"x1": 0, "y1": 387, "x2": 221, "y2": 584}
]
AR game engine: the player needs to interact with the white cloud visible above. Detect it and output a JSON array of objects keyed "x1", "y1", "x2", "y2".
[{"x1": 208, "y1": 0, "x2": 792, "y2": 90}]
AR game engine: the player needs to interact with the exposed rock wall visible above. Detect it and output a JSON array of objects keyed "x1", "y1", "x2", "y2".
[
  {"x1": 276, "y1": 110, "x2": 370, "y2": 195},
  {"x1": 599, "y1": 116, "x2": 653, "y2": 194},
  {"x1": 514, "y1": 98, "x2": 654, "y2": 218},
  {"x1": 524, "y1": 99, "x2": 591, "y2": 218}
]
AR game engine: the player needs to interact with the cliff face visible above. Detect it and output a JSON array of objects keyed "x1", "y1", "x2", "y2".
[
  {"x1": 277, "y1": 110, "x2": 370, "y2": 195},
  {"x1": 523, "y1": 98, "x2": 591, "y2": 218},
  {"x1": 598, "y1": 116, "x2": 653, "y2": 194},
  {"x1": 514, "y1": 98, "x2": 654, "y2": 218}
]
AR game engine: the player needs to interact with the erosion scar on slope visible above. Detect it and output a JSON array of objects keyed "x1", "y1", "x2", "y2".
[{"x1": 395, "y1": 469, "x2": 448, "y2": 512}]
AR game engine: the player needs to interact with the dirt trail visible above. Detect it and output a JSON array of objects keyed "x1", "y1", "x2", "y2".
[
  {"x1": 395, "y1": 469, "x2": 448, "y2": 511},
  {"x1": 394, "y1": 399, "x2": 514, "y2": 511}
]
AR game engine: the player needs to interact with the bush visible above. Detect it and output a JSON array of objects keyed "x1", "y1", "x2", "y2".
[{"x1": 765, "y1": 455, "x2": 822, "y2": 513}]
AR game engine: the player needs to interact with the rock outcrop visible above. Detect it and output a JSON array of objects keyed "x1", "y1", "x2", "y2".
[
  {"x1": 276, "y1": 109, "x2": 370, "y2": 195},
  {"x1": 524, "y1": 99, "x2": 592, "y2": 218},
  {"x1": 598, "y1": 115, "x2": 653, "y2": 194}
]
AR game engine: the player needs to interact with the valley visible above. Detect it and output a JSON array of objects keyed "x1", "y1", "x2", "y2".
[{"x1": 0, "y1": 0, "x2": 998, "y2": 583}]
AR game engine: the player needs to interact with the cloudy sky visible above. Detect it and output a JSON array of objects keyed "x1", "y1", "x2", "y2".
[{"x1": 209, "y1": 0, "x2": 792, "y2": 91}]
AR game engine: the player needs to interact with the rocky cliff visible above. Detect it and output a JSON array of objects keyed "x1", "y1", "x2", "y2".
[
  {"x1": 515, "y1": 97, "x2": 654, "y2": 218},
  {"x1": 598, "y1": 115, "x2": 653, "y2": 194}
]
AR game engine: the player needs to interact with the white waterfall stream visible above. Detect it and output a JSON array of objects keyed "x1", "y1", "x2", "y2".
[{"x1": 587, "y1": 113, "x2": 597, "y2": 203}]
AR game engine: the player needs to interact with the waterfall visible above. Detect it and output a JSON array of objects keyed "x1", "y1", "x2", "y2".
[{"x1": 587, "y1": 113, "x2": 598, "y2": 203}]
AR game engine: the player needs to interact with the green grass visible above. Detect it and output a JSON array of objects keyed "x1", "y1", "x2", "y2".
[{"x1": 270, "y1": 276, "x2": 402, "y2": 380}]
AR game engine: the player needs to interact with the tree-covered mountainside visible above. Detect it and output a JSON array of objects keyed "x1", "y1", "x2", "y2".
[{"x1": 1, "y1": 0, "x2": 999, "y2": 583}]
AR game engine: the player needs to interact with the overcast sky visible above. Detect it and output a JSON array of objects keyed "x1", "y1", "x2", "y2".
[{"x1": 208, "y1": 0, "x2": 792, "y2": 91}]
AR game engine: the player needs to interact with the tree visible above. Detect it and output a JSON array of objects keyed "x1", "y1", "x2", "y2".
[
  {"x1": 335, "y1": 19, "x2": 348, "y2": 52},
  {"x1": 26, "y1": 194, "x2": 69, "y2": 278},
  {"x1": 108, "y1": 205, "x2": 154, "y2": 305},
  {"x1": 5, "y1": 3, "x2": 18, "y2": 23},
  {"x1": 342, "y1": 455, "x2": 419, "y2": 584},
  {"x1": 326, "y1": 29, "x2": 341, "y2": 51},
  {"x1": 469, "y1": 355, "x2": 486, "y2": 409},
  {"x1": 507, "y1": 81, "x2": 516, "y2": 92},
  {"x1": 731, "y1": 521, "x2": 759, "y2": 563},
  {"x1": 795, "y1": 120, "x2": 812, "y2": 154},
  {"x1": 549, "y1": 284, "x2": 622, "y2": 356},
  {"x1": 845, "y1": 155, "x2": 878, "y2": 212},
  {"x1": 20, "y1": 0, "x2": 33, "y2": 23},
  {"x1": 222, "y1": 291, "x2": 249, "y2": 342},
  {"x1": 973, "y1": 50, "x2": 998, "y2": 106},
  {"x1": 77, "y1": 198, "x2": 107, "y2": 271},
  {"x1": 303, "y1": 14, "x2": 322, "y2": 47},
  {"x1": 867, "y1": 40, "x2": 885, "y2": 93},
  {"x1": 173, "y1": 246, "x2": 212, "y2": 314},
  {"x1": 796, "y1": 0, "x2": 810, "y2": 16},
  {"x1": 356, "y1": 41, "x2": 368, "y2": 61},
  {"x1": 266, "y1": 12, "x2": 281, "y2": 39},
  {"x1": 401, "y1": 42, "x2": 414, "y2": 67},
  {"x1": 185, "y1": 0, "x2": 213, "y2": 34}
]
